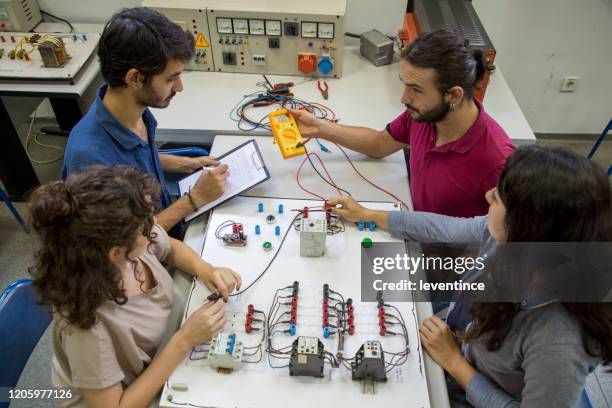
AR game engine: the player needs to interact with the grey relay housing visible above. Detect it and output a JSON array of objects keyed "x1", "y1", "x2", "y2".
[{"x1": 289, "y1": 336, "x2": 325, "y2": 378}]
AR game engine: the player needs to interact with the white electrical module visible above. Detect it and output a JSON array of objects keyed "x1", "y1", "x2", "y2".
[
  {"x1": 207, "y1": 333, "x2": 243, "y2": 371},
  {"x1": 299, "y1": 218, "x2": 327, "y2": 257}
]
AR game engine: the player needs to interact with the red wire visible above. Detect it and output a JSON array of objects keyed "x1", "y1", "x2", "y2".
[
  {"x1": 331, "y1": 142, "x2": 411, "y2": 210},
  {"x1": 296, "y1": 155, "x2": 326, "y2": 201},
  {"x1": 307, "y1": 151, "x2": 342, "y2": 196}
]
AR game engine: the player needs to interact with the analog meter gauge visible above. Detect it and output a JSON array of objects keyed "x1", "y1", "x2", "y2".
[
  {"x1": 216, "y1": 18, "x2": 233, "y2": 34},
  {"x1": 301, "y1": 22, "x2": 317, "y2": 38},
  {"x1": 233, "y1": 19, "x2": 249, "y2": 34},
  {"x1": 266, "y1": 20, "x2": 282, "y2": 36},
  {"x1": 318, "y1": 23, "x2": 334, "y2": 39},
  {"x1": 249, "y1": 19, "x2": 265, "y2": 35}
]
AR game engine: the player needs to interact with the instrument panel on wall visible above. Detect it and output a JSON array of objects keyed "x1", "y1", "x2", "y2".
[{"x1": 142, "y1": 0, "x2": 346, "y2": 78}]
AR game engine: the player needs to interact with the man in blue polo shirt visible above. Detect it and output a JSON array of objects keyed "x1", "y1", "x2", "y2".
[{"x1": 63, "y1": 7, "x2": 228, "y2": 233}]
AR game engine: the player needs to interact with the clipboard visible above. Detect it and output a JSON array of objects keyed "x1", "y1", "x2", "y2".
[{"x1": 177, "y1": 139, "x2": 270, "y2": 222}]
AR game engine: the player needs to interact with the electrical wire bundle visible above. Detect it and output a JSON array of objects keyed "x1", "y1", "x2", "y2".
[
  {"x1": 265, "y1": 283, "x2": 300, "y2": 369},
  {"x1": 297, "y1": 143, "x2": 410, "y2": 210},
  {"x1": 373, "y1": 293, "x2": 411, "y2": 373},
  {"x1": 321, "y1": 285, "x2": 352, "y2": 368},
  {"x1": 230, "y1": 92, "x2": 336, "y2": 131}
]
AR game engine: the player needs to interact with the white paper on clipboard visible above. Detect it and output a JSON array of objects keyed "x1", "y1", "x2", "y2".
[{"x1": 177, "y1": 139, "x2": 270, "y2": 222}]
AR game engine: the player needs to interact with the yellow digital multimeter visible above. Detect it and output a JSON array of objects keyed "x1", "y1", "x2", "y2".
[{"x1": 269, "y1": 109, "x2": 306, "y2": 159}]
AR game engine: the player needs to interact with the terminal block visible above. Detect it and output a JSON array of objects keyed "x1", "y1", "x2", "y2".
[
  {"x1": 207, "y1": 333, "x2": 243, "y2": 372},
  {"x1": 222, "y1": 223, "x2": 247, "y2": 246},
  {"x1": 351, "y1": 341, "x2": 387, "y2": 382},
  {"x1": 289, "y1": 336, "x2": 325, "y2": 378}
]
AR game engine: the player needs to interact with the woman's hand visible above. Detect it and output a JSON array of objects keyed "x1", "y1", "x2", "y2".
[
  {"x1": 419, "y1": 315, "x2": 464, "y2": 370},
  {"x1": 327, "y1": 196, "x2": 369, "y2": 223},
  {"x1": 199, "y1": 267, "x2": 242, "y2": 302},
  {"x1": 419, "y1": 315, "x2": 477, "y2": 388},
  {"x1": 178, "y1": 300, "x2": 226, "y2": 347}
]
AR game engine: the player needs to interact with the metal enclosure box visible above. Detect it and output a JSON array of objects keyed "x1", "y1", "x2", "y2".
[
  {"x1": 0, "y1": 0, "x2": 41, "y2": 32},
  {"x1": 360, "y1": 29, "x2": 394, "y2": 67}
]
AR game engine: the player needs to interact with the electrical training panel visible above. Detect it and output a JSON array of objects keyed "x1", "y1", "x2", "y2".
[
  {"x1": 140, "y1": 0, "x2": 215, "y2": 72},
  {"x1": 0, "y1": 0, "x2": 41, "y2": 32},
  {"x1": 142, "y1": 0, "x2": 346, "y2": 78}
]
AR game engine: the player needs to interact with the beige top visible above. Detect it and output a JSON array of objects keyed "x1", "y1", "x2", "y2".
[{"x1": 51, "y1": 224, "x2": 174, "y2": 407}]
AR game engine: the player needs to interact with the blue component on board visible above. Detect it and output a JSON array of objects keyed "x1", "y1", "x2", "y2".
[{"x1": 323, "y1": 326, "x2": 331, "y2": 338}]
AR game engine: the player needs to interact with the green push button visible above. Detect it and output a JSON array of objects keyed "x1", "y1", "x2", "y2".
[
  {"x1": 361, "y1": 237, "x2": 373, "y2": 248},
  {"x1": 263, "y1": 241, "x2": 273, "y2": 252}
]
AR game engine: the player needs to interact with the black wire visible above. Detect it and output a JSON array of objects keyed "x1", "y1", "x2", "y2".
[
  {"x1": 303, "y1": 145, "x2": 352, "y2": 196},
  {"x1": 229, "y1": 213, "x2": 300, "y2": 297},
  {"x1": 40, "y1": 10, "x2": 75, "y2": 33},
  {"x1": 214, "y1": 220, "x2": 237, "y2": 239}
]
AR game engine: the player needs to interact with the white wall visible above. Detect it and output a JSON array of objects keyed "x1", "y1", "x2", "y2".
[
  {"x1": 36, "y1": 0, "x2": 612, "y2": 134},
  {"x1": 37, "y1": 0, "x2": 141, "y2": 23},
  {"x1": 473, "y1": 0, "x2": 612, "y2": 134}
]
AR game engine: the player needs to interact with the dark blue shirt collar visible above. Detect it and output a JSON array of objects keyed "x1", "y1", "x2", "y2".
[{"x1": 94, "y1": 84, "x2": 158, "y2": 150}]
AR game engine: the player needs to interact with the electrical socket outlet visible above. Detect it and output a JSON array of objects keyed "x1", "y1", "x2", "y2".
[{"x1": 560, "y1": 76, "x2": 579, "y2": 92}]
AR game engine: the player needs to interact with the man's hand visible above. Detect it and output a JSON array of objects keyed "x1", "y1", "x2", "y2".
[
  {"x1": 289, "y1": 109, "x2": 333, "y2": 140},
  {"x1": 190, "y1": 164, "x2": 229, "y2": 206},
  {"x1": 186, "y1": 156, "x2": 220, "y2": 172},
  {"x1": 200, "y1": 267, "x2": 242, "y2": 302},
  {"x1": 328, "y1": 196, "x2": 369, "y2": 223}
]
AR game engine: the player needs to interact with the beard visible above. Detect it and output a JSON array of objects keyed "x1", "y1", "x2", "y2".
[
  {"x1": 137, "y1": 83, "x2": 175, "y2": 109},
  {"x1": 404, "y1": 97, "x2": 451, "y2": 123}
]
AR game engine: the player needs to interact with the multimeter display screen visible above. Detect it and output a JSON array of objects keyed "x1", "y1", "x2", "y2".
[{"x1": 275, "y1": 114, "x2": 290, "y2": 122}]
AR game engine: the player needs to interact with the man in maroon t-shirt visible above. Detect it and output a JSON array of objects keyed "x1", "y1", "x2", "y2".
[{"x1": 292, "y1": 29, "x2": 515, "y2": 217}]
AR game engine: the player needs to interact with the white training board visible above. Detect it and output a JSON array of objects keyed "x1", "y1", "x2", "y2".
[
  {"x1": 0, "y1": 32, "x2": 99, "y2": 82},
  {"x1": 161, "y1": 196, "x2": 431, "y2": 408}
]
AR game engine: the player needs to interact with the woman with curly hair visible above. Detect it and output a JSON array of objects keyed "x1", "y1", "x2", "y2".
[
  {"x1": 328, "y1": 146, "x2": 612, "y2": 407},
  {"x1": 28, "y1": 166, "x2": 241, "y2": 407}
]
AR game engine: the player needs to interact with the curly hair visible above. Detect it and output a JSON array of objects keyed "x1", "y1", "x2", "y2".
[
  {"x1": 28, "y1": 166, "x2": 161, "y2": 330},
  {"x1": 464, "y1": 146, "x2": 612, "y2": 366}
]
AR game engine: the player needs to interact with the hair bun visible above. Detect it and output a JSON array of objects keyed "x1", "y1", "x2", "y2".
[
  {"x1": 472, "y1": 48, "x2": 489, "y2": 84},
  {"x1": 28, "y1": 181, "x2": 79, "y2": 231}
]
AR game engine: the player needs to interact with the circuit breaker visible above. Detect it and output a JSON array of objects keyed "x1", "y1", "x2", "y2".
[
  {"x1": 0, "y1": 0, "x2": 41, "y2": 32},
  {"x1": 207, "y1": 333, "x2": 244, "y2": 371},
  {"x1": 351, "y1": 341, "x2": 387, "y2": 382},
  {"x1": 289, "y1": 336, "x2": 325, "y2": 378},
  {"x1": 299, "y1": 218, "x2": 327, "y2": 257},
  {"x1": 141, "y1": 0, "x2": 215, "y2": 72},
  {"x1": 145, "y1": 0, "x2": 346, "y2": 78}
]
